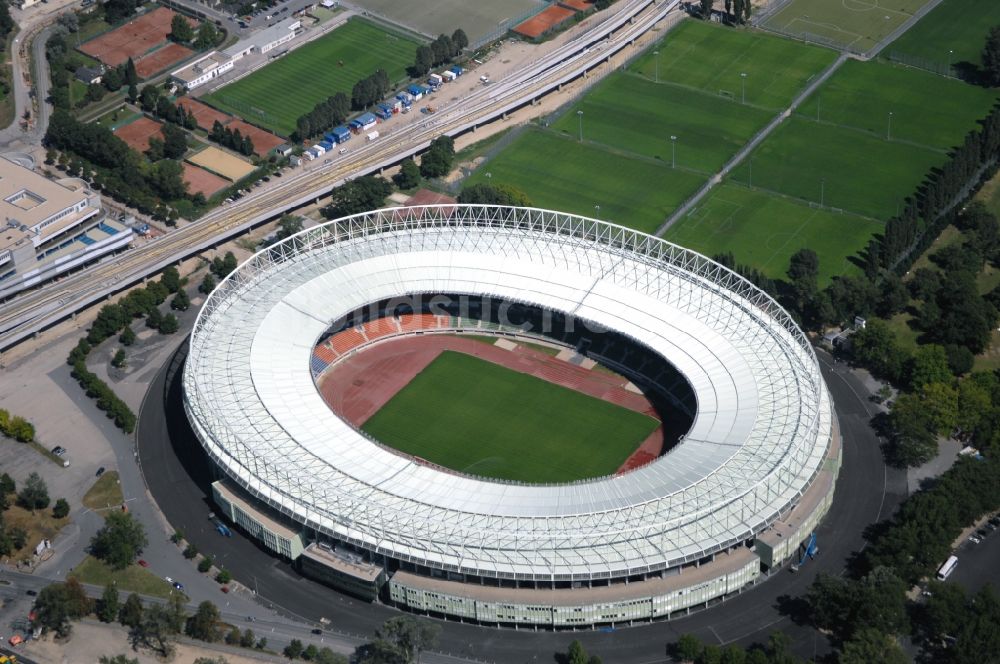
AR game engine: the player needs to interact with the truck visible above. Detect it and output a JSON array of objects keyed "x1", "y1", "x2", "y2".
[
  {"x1": 366, "y1": 130, "x2": 380, "y2": 142},
  {"x1": 937, "y1": 555, "x2": 958, "y2": 580}
]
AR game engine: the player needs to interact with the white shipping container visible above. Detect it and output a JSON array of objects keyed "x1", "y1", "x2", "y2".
[{"x1": 366, "y1": 130, "x2": 380, "y2": 142}]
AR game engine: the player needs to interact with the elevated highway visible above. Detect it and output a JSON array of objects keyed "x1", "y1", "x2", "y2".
[{"x1": 0, "y1": 0, "x2": 679, "y2": 351}]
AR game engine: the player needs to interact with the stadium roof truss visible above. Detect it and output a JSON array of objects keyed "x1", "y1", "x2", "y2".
[{"x1": 184, "y1": 205, "x2": 833, "y2": 581}]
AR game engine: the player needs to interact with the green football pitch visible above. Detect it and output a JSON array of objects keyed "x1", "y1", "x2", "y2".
[
  {"x1": 361, "y1": 351, "x2": 660, "y2": 483},
  {"x1": 665, "y1": 184, "x2": 883, "y2": 285},
  {"x1": 202, "y1": 19, "x2": 420, "y2": 136},
  {"x1": 465, "y1": 128, "x2": 705, "y2": 234},
  {"x1": 796, "y1": 59, "x2": 999, "y2": 151},
  {"x1": 761, "y1": 0, "x2": 933, "y2": 53},
  {"x1": 886, "y1": 0, "x2": 998, "y2": 72},
  {"x1": 734, "y1": 117, "x2": 945, "y2": 220},
  {"x1": 629, "y1": 19, "x2": 837, "y2": 111}
]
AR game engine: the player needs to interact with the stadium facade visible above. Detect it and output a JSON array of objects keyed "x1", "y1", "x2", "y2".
[{"x1": 184, "y1": 205, "x2": 840, "y2": 628}]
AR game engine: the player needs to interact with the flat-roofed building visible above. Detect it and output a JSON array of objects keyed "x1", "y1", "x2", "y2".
[
  {"x1": 222, "y1": 18, "x2": 301, "y2": 62},
  {"x1": 0, "y1": 157, "x2": 131, "y2": 298},
  {"x1": 170, "y1": 52, "x2": 235, "y2": 91},
  {"x1": 299, "y1": 543, "x2": 387, "y2": 602},
  {"x1": 211, "y1": 480, "x2": 305, "y2": 560}
]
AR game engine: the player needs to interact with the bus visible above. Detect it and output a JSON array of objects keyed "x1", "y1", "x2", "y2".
[{"x1": 937, "y1": 555, "x2": 958, "y2": 580}]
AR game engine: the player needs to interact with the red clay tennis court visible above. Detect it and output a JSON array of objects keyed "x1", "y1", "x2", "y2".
[
  {"x1": 225, "y1": 119, "x2": 285, "y2": 156},
  {"x1": 559, "y1": 0, "x2": 592, "y2": 12},
  {"x1": 113, "y1": 116, "x2": 164, "y2": 153},
  {"x1": 79, "y1": 7, "x2": 195, "y2": 68},
  {"x1": 135, "y1": 42, "x2": 194, "y2": 78},
  {"x1": 513, "y1": 5, "x2": 577, "y2": 39},
  {"x1": 177, "y1": 97, "x2": 235, "y2": 130},
  {"x1": 182, "y1": 162, "x2": 229, "y2": 198}
]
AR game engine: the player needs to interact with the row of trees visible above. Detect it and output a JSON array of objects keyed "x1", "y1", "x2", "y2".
[
  {"x1": 410, "y1": 30, "x2": 468, "y2": 77},
  {"x1": 351, "y1": 69, "x2": 392, "y2": 111},
  {"x1": 672, "y1": 632, "x2": 817, "y2": 664},
  {"x1": 0, "y1": 408, "x2": 35, "y2": 443},
  {"x1": 209, "y1": 120, "x2": 256, "y2": 156},
  {"x1": 69, "y1": 354, "x2": 137, "y2": 433},
  {"x1": 140, "y1": 85, "x2": 199, "y2": 131},
  {"x1": 294, "y1": 92, "x2": 349, "y2": 142},
  {"x1": 321, "y1": 176, "x2": 393, "y2": 219},
  {"x1": 699, "y1": 0, "x2": 751, "y2": 24}
]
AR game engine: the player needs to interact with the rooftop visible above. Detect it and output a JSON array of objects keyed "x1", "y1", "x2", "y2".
[
  {"x1": 171, "y1": 51, "x2": 231, "y2": 83},
  {"x1": 0, "y1": 158, "x2": 97, "y2": 253},
  {"x1": 222, "y1": 17, "x2": 300, "y2": 58}
]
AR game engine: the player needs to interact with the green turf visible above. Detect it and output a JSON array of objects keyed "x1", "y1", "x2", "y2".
[
  {"x1": 797, "y1": 59, "x2": 998, "y2": 151},
  {"x1": 665, "y1": 184, "x2": 883, "y2": 285},
  {"x1": 762, "y1": 0, "x2": 933, "y2": 53},
  {"x1": 362, "y1": 351, "x2": 659, "y2": 483},
  {"x1": 203, "y1": 19, "x2": 420, "y2": 136},
  {"x1": 733, "y1": 117, "x2": 945, "y2": 220},
  {"x1": 550, "y1": 73, "x2": 774, "y2": 174},
  {"x1": 465, "y1": 128, "x2": 706, "y2": 234},
  {"x1": 630, "y1": 19, "x2": 838, "y2": 110},
  {"x1": 887, "y1": 0, "x2": 998, "y2": 71}
]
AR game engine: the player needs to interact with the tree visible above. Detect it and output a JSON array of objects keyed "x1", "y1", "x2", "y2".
[
  {"x1": 0, "y1": 472, "x2": 15, "y2": 495},
  {"x1": 198, "y1": 555, "x2": 213, "y2": 573},
  {"x1": 568, "y1": 640, "x2": 588, "y2": 664},
  {"x1": 392, "y1": 158, "x2": 420, "y2": 189},
  {"x1": 890, "y1": 393, "x2": 940, "y2": 467},
  {"x1": 412, "y1": 45, "x2": 434, "y2": 77},
  {"x1": 839, "y1": 629, "x2": 907, "y2": 664},
  {"x1": 851, "y1": 318, "x2": 908, "y2": 383},
  {"x1": 161, "y1": 123, "x2": 188, "y2": 160},
  {"x1": 171, "y1": 288, "x2": 190, "y2": 311},
  {"x1": 195, "y1": 22, "x2": 218, "y2": 49},
  {"x1": 240, "y1": 627, "x2": 256, "y2": 647},
  {"x1": 32, "y1": 578, "x2": 92, "y2": 637},
  {"x1": 119, "y1": 325, "x2": 136, "y2": 346},
  {"x1": 457, "y1": 182, "x2": 532, "y2": 206},
  {"x1": 17, "y1": 472, "x2": 50, "y2": 510},
  {"x1": 451, "y1": 28, "x2": 469, "y2": 53},
  {"x1": 983, "y1": 26, "x2": 1000, "y2": 86},
  {"x1": 102, "y1": 67, "x2": 123, "y2": 92},
  {"x1": 787, "y1": 248, "x2": 819, "y2": 314},
  {"x1": 909, "y1": 344, "x2": 952, "y2": 390},
  {"x1": 303, "y1": 644, "x2": 319, "y2": 660},
  {"x1": 315, "y1": 647, "x2": 348, "y2": 664},
  {"x1": 285, "y1": 639, "x2": 304, "y2": 659},
  {"x1": 146, "y1": 307, "x2": 163, "y2": 330},
  {"x1": 98, "y1": 583, "x2": 120, "y2": 623},
  {"x1": 419, "y1": 136, "x2": 455, "y2": 178},
  {"x1": 377, "y1": 616, "x2": 440, "y2": 663},
  {"x1": 130, "y1": 603, "x2": 179, "y2": 657},
  {"x1": 185, "y1": 600, "x2": 222, "y2": 642},
  {"x1": 269, "y1": 214, "x2": 303, "y2": 245},
  {"x1": 700, "y1": 0, "x2": 714, "y2": 18},
  {"x1": 199, "y1": 272, "x2": 217, "y2": 294},
  {"x1": 159, "y1": 313, "x2": 180, "y2": 335},
  {"x1": 322, "y1": 176, "x2": 393, "y2": 219},
  {"x1": 112, "y1": 348, "x2": 128, "y2": 369},
  {"x1": 216, "y1": 568, "x2": 231, "y2": 584},
  {"x1": 183, "y1": 543, "x2": 198, "y2": 559},
  {"x1": 119, "y1": 593, "x2": 144, "y2": 628},
  {"x1": 170, "y1": 13, "x2": 195, "y2": 42},
  {"x1": 90, "y1": 511, "x2": 148, "y2": 570},
  {"x1": 675, "y1": 634, "x2": 703, "y2": 661},
  {"x1": 52, "y1": 498, "x2": 70, "y2": 519},
  {"x1": 86, "y1": 82, "x2": 107, "y2": 104},
  {"x1": 100, "y1": 656, "x2": 140, "y2": 664}
]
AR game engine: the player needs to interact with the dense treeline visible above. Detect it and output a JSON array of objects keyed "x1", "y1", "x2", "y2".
[
  {"x1": 457, "y1": 183, "x2": 532, "y2": 206},
  {"x1": 0, "y1": 409, "x2": 35, "y2": 443},
  {"x1": 45, "y1": 110, "x2": 199, "y2": 221},
  {"x1": 321, "y1": 176, "x2": 392, "y2": 219},
  {"x1": 294, "y1": 92, "x2": 349, "y2": 142},
  {"x1": 418, "y1": 135, "x2": 455, "y2": 178},
  {"x1": 69, "y1": 356, "x2": 136, "y2": 433},
  {"x1": 351, "y1": 69, "x2": 390, "y2": 111},
  {"x1": 0, "y1": 0, "x2": 15, "y2": 52},
  {"x1": 139, "y1": 84, "x2": 198, "y2": 130},
  {"x1": 670, "y1": 632, "x2": 817, "y2": 664},
  {"x1": 209, "y1": 120, "x2": 255, "y2": 156},
  {"x1": 410, "y1": 30, "x2": 467, "y2": 77}
]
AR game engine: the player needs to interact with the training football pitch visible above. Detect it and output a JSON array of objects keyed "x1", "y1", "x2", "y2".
[
  {"x1": 666, "y1": 184, "x2": 883, "y2": 285},
  {"x1": 886, "y1": 0, "x2": 997, "y2": 72},
  {"x1": 796, "y1": 60, "x2": 999, "y2": 151},
  {"x1": 202, "y1": 19, "x2": 420, "y2": 136},
  {"x1": 762, "y1": 0, "x2": 932, "y2": 53},
  {"x1": 465, "y1": 128, "x2": 706, "y2": 234},
  {"x1": 362, "y1": 351, "x2": 660, "y2": 483},
  {"x1": 629, "y1": 20, "x2": 837, "y2": 110}
]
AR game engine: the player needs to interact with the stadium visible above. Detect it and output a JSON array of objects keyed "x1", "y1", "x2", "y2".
[{"x1": 182, "y1": 205, "x2": 841, "y2": 628}]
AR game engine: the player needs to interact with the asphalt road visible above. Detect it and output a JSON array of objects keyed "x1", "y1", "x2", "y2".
[
  {"x1": 136, "y1": 341, "x2": 906, "y2": 663},
  {"x1": 948, "y1": 521, "x2": 1000, "y2": 595}
]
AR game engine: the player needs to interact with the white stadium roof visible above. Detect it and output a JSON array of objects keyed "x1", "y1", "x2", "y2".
[{"x1": 184, "y1": 206, "x2": 833, "y2": 581}]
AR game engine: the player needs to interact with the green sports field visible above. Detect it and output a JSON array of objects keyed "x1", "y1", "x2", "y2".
[
  {"x1": 665, "y1": 184, "x2": 883, "y2": 285},
  {"x1": 762, "y1": 0, "x2": 932, "y2": 53},
  {"x1": 796, "y1": 60, "x2": 999, "y2": 151},
  {"x1": 465, "y1": 128, "x2": 706, "y2": 234},
  {"x1": 734, "y1": 117, "x2": 945, "y2": 220},
  {"x1": 551, "y1": 73, "x2": 773, "y2": 174},
  {"x1": 362, "y1": 351, "x2": 659, "y2": 483},
  {"x1": 630, "y1": 20, "x2": 837, "y2": 110},
  {"x1": 887, "y1": 0, "x2": 998, "y2": 72},
  {"x1": 202, "y1": 19, "x2": 420, "y2": 136}
]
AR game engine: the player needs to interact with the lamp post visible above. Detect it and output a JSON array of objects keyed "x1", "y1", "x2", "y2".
[
  {"x1": 653, "y1": 50, "x2": 659, "y2": 83},
  {"x1": 820, "y1": 178, "x2": 825, "y2": 207},
  {"x1": 577, "y1": 110, "x2": 584, "y2": 142},
  {"x1": 670, "y1": 135, "x2": 677, "y2": 169},
  {"x1": 948, "y1": 49, "x2": 954, "y2": 72},
  {"x1": 594, "y1": 204, "x2": 600, "y2": 218},
  {"x1": 887, "y1": 111, "x2": 893, "y2": 141},
  {"x1": 740, "y1": 72, "x2": 747, "y2": 104}
]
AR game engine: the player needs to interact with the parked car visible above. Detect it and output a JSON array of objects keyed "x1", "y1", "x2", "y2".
[
  {"x1": 977, "y1": 528, "x2": 989, "y2": 538},
  {"x1": 969, "y1": 534, "x2": 982, "y2": 544},
  {"x1": 173, "y1": 582, "x2": 184, "y2": 590},
  {"x1": 95, "y1": 466, "x2": 106, "y2": 477},
  {"x1": 311, "y1": 628, "x2": 322, "y2": 635},
  {"x1": 51, "y1": 446, "x2": 65, "y2": 456},
  {"x1": 137, "y1": 559, "x2": 149, "y2": 568},
  {"x1": 25, "y1": 590, "x2": 37, "y2": 596}
]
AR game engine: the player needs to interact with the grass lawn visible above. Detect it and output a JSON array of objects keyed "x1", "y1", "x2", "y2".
[
  {"x1": 203, "y1": 18, "x2": 420, "y2": 136},
  {"x1": 3, "y1": 504, "x2": 69, "y2": 562},
  {"x1": 465, "y1": 128, "x2": 705, "y2": 234},
  {"x1": 362, "y1": 351, "x2": 659, "y2": 483},
  {"x1": 70, "y1": 556, "x2": 175, "y2": 598},
  {"x1": 76, "y1": 16, "x2": 112, "y2": 42},
  {"x1": 976, "y1": 168, "x2": 1000, "y2": 220},
  {"x1": 761, "y1": 0, "x2": 932, "y2": 53},
  {"x1": 665, "y1": 184, "x2": 882, "y2": 286},
  {"x1": 886, "y1": 0, "x2": 998, "y2": 71},
  {"x1": 92, "y1": 104, "x2": 141, "y2": 131},
  {"x1": 630, "y1": 19, "x2": 837, "y2": 110},
  {"x1": 796, "y1": 59, "x2": 998, "y2": 151},
  {"x1": 550, "y1": 73, "x2": 773, "y2": 174},
  {"x1": 735, "y1": 117, "x2": 945, "y2": 220},
  {"x1": 82, "y1": 471, "x2": 124, "y2": 512}
]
